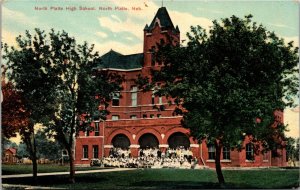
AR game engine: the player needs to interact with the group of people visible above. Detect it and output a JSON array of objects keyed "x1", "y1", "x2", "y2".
[{"x1": 98, "y1": 146, "x2": 198, "y2": 169}]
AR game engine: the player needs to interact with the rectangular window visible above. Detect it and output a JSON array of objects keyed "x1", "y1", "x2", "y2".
[
  {"x1": 85, "y1": 128, "x2": 89, "y2": 137},
  {"x1": 156, "y1": 84, "x2": 162, "y2": 104},
  {"x1": 94, "y1": 122, "x2": 99, "y2": 136},
  {"x1": 222, "y1": 146, "x2": 230, "y2": 160},
  {"x1": 93, "y1": 145, "x2": 99, "y2": 158},
  {"x1": 152, "y1": 93, "x2": 155, "y2": 105},
  {"x1": 158, "y1": 96, "x2": 163, "y2": 104},
  {"x1": 130, "y1": 115, "x2": 137, "y2": 119},
  {"x1": 263, "y1": 152, "x2": 268, "y2": 161},
  {"x1": 151, "y1": 46, "x2": 155, "y2": 66},
  {"x1": 150, "y1": 114, "x2": 154, "y2": 118},
  {"x1": 157, "y1": 114, "x2": 161, "y2": 118},
  {"x1": 208, "y1": 144, "x2": 216, "y2": 160},
  {"x1": 131, "y1": 87, "x2": 137, "y2": 107},
  {"x1": 143, "y1": 114, "x2": 147, "y2": 118},
  {"x1": 246, "y1": 143, "x2": 254, "y2": 161},
  {"x1": 83, "y1": 145, "x2": 88, "y2": 159},
  {"x1": 112, "y1": 92, "x2": 120, "y2": 106},
  {"x1": 112, "y1": 115, "x2": 119, "y2": 121}
]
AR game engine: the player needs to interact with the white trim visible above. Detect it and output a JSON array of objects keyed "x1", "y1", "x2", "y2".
[
  {"x1": 159, "y1": 144, "x2": 169, "y2": 148},
  {"x1": 106, "y1": 116, "x2": 183, "y2": 122},
  {"x1": 146, "y1": 33, "x2": 152, "y2": 36},
  {"x1": 190, "y1": 144, "x2": 199, "y2": 148},
  {"x1": 110, "y1": 103, "x2": 172, "y2": 108},
  {"x1": 245, "y1": 160, "x2": 255, "y2": 163},
  {"x1": 99, "y1": 68, "x2": 142, "y2": 72},
  {"x1": 78, "y1": 136, "x2": 104, "y2": 138},
  {"x1": 221, "y1": 160, "x2": 232, "y2": 163},
  {"x1": 104, "y1": 145, "x2": 114, "y2": 148},
  {"x1": 129, "y1": 144, "x2": 140, "y2": 148},
  {"x1": 109, "y1": 109, "x2": 175, "y2": 113},
  {"x1": 206, "y1": 159, "x2": 215, "y2": 163},
  {"x1": 263, "y1": 160, "x2": 269, "y2": 162},
  {"x1": 81, "y1": 158, "x2": 89, "y2": 161}
]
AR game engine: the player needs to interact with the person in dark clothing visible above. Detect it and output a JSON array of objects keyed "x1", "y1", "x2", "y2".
[
  {"x1": 157, "y1": 149, "x2": 162, "y2": 158},
  {"x1": 139, "y1": 149, "x2": 144, "y2": 157}
]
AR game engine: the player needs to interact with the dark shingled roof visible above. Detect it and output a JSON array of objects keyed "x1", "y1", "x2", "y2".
[
  {"x1": 97, "y1": 50, "x2": 143, "y2": 70},
  {"x1": 145, "y1": 7, "x2": 179, "y2": 33}
]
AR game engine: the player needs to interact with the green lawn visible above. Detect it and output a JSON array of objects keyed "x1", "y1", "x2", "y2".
[
  {"x1": 2, "y1": 164, "x2": 102, "y2": 175},
  {"x1": 2, "y1": 167, "x2": 299, "y2": 189}
]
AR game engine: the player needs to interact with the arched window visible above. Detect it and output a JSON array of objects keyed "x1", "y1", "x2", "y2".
[
  {"x1": 138, "y1": 133, "x2": 159, "y2": 149},
  {"x1": 112, "y1": 134, "x2": 130, "y2": 149},
  {"x1": 168, "y1": 132, "x2": 190, "y2": 149}
]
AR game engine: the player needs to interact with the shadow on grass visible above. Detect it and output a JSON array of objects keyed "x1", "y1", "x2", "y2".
[
  {"x1": 128, "y1": 180, "x2": 250, "y2": 189},
  {"x1": 128, "y1": 180, "x2": 299, "y2": 189},
  {"x1": 3, "y1": 175, "x2": 299, "y2": 189},
  {"x1": 2, "y1": 175, "x2": 108, "y2": 186}
]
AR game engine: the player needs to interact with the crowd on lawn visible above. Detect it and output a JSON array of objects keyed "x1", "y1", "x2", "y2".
[{"x1": 92, "y1": 146, "x2": 199, "y2": 169}]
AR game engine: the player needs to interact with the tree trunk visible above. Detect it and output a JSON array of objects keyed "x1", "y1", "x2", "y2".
[
  {"x1": 68, "y1": 146, "x2": 75, "y2": 184},
  {"x1": 27, "y1": 123, "x2": 38, "y2": 184},
  {"x1": 32, "y1": 132, "x2": 38, "y2": 184},
  {"x1": 215, "y1": 140, "x2": 225, "y2": 186},
  {"x1": 68, "y1": 120, "x2": 76, "y2": 183}
]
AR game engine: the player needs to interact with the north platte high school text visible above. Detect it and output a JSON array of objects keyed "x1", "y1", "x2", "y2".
[{"x1": 74, "y1": 7, "x2": 286, "y2": 168}]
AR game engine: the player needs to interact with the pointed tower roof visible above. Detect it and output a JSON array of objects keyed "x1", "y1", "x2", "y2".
[{"x1": 146, "y1": 7, "x2": 176, "y2": 32}]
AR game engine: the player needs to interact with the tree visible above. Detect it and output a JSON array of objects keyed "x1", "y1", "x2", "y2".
[
  {"x1": 17, "y1": 143, "x2": 30, "y2": 158},
  {"x1": 35, "y1": 130, "x2": 62, "y2": 161},
  {"x1": 286, "y1": 137, "x2": 300, "y2": 166},
  {"x1": 1, "y1": 67, "x2": 30, "y2": 139},
  {"x1": 3, "y1": 29, "x2": 58, "y2": 183},
  {"x1": 150, "y1": 15, "x2": 298, "y2": 185},
  {"x1": 42, "y1": 29, "x2": 122, "y2": 183},
  {"x1": 4, "y1": 28, "x2": 122, "y2": 183}
]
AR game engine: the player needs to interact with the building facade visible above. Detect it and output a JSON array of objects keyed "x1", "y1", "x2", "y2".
[
  {"x1": 2, "y1": 148, "x2": 18, "y2": 164},
  {"x1": 75, "y1": 7, "x2": 286, "y2": 167}
]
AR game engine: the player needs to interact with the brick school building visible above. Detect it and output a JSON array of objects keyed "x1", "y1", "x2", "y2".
[{"x1": 75, "y1": 7, "x2": 286, "y2": 168}]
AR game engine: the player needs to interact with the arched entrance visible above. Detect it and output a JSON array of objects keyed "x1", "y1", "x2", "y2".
[
  {"x1": 138, "y1": 133, "x2": 159, "y2": 149},
  {"x1": 168, "y1": 132, "x2": 190, "y2": 149},
  {"x1": 112, "y1": 134, "x2": 130, "y2": 149}
]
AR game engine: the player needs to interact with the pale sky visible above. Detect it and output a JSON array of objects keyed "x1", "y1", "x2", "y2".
[{"x1": 2, "y1": 0, "x2": 299, "y2": 142}]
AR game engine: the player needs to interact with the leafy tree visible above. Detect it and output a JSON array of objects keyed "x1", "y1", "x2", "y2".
[
  {"x1": 42, "y1": 29, "x2": 122, "y2": 183},
  {"x1": 286, "y1": 137, "x2": 299, "y2": 165},
  {"x1": 17, "y1": 142, "x2": 30, "y2": 158},
  {"x1": 150, "y1": 15, "x2": 298, "y2": 185},
  {"x1": 3, "y1": 29, "x2": 58, "y2": 183},
  {"x1": 35, "y1": 130, "x2": 63, "y2": 161},
  {"x1": 3, "y1": 28, "x2": 122, "y2": 183},
  {"x1": 296, "y1": 138, "x2": 300, "y2": 161},
  {"x1": 1, "y1": 67, "x2": 30, "y2": 139}
]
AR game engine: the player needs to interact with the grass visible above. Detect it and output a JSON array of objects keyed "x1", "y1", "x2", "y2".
[
  {"x1": 2, "y1": 164, "x2": 102, "y2": 175},
  {"x1": 2, "y1": 167, "x2": 300, "y2": 189}
]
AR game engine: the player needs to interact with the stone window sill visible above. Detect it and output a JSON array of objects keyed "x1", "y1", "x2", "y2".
[
  {"x1": 221, "y1": 160, "x2": 232, "y2": 163},
  {"x1": 206, "y1": 159, "x2": 215, "y2": 162}
]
